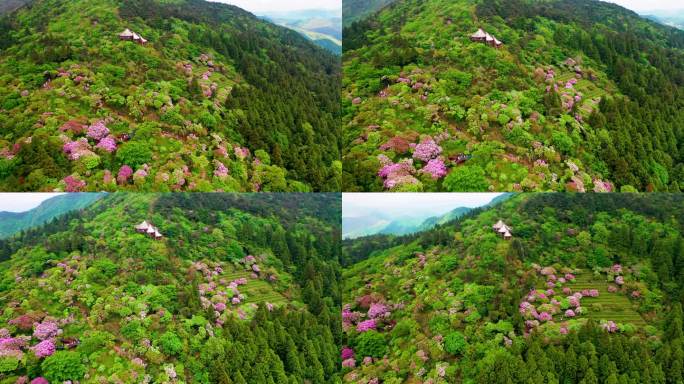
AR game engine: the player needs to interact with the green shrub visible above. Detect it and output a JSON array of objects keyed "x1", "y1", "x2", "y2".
[
  {"x1": 355, "y1": 331, "x2": 387, "y2": 358},
  {"x1": 0, "y1": 356, "x2": 19, "y2": 373},
  {"x1": 441, "y1": 255, "x2": 460, "y2": 272},
  {"x1": 77, "y1": 331, "x2": 114, "y2": 356},
  {"x1": 444, "y1": 165, "x2": 489, "y2": 192},
  {"x1": 116, "y1": 141, "x2": 153, "y2": 168},
  {"x1": 159, "y1": 331, "x2": 183, "y2": 355},
  {"x1": 41, "y1": 351, "x2": 86, "y2": 382},
  {"x1": 443, "y1": 331, "x2": 467, "y2": 355},
  {"x1": 428, "y1": 314, "x2": 451, "y2": 335}
]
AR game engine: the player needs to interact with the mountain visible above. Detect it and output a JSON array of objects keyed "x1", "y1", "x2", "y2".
[
  {"x1": 259, "y1": 9, "x2": 342, "y2": 55},
  {"x1": 342, "y1": 0, "x2": 395, "y2": 27},
  {"x1": 642, "y1": 10, "x2": 684, "y2": 30},
  {"x1": 343, "y1": 192, "x2": 514, "y2": 238},
  {"x1": 0, "y1": 0, "x2": 341, "y2": 192},
  {"x1": 416, "y1": 206, "x2": 472, "y2": 230},
  {"x1": 0, "y1": 193, "x2": 104, "y2": 238},
  {"x1": 0, "y1": 193, "x2": 342, "y2": 382},
  {"x1": 341, "y1": 193, "x2": 684, "y2": 383},
  {"x1": 342, "y1": 0, "x2": 684, "y2": 192}
]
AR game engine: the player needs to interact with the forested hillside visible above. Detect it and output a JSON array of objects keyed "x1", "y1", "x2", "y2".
[
  {"x1": 0, "y1": 0, "x2": 341, "y2": 192},
  {"x1": 0, "y1": 193, "x2": 342, "y2": 383},
  {"x1": 0, "y1": 193, "x2": 104, "y2": 238},
  {"x1": 342, "y1": 0, "x2": 684, "y2": 192},
  {"x1": 342, "y1": 0, "x2": 395, "y2": 27},
  {"x1": 341, "y1": 193, "x2": 684, "y2": 383}
]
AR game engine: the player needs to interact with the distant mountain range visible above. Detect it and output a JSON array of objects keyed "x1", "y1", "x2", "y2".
[
  {"x1": 0, "y1": 193, "x2": 104, "y2": 238},
  {"x1": 642, "y1": 10, "x2": 684, "y2": 30},
  {"x1": 259, "y1": 9, "x2": 342, "y2": 55},
  {"x1": 343, "y1": 193, "x2": 513, "y2": 239}
]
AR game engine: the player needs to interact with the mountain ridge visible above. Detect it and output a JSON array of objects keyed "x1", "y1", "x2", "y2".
[{"x1": 0, "y1": 193, "x2": 105, "y2": 238}]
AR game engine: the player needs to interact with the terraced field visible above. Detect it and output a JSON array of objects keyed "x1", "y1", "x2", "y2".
[
  {"x1": 222, "y1": 268, "x2": 288, "y2": 305},
  {"x1": 567, "y1": 271, "x2": 646, "y2": 326}
]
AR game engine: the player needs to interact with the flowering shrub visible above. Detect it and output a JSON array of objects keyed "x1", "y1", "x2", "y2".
[
  {"x1": 87, "y1": 121, "x2": 110, "y2": 140},
  {"x1": 602, "y1": 321, "x2": 618, "y2": 333},
  {"x1": 214, "y1": 161, "x2": 229, "y2": 178},
  {"x1": 341, "y1": 347, "x2": 354, "y2": 360},
  {"x1": 63, "y1": 175, "x2": 86, "y2": 192},
  {"x1": 117, "y1": 165, "x2": 133, "y2": 184},
  {"x1": 367, "y1": 303, "x2": 389, "y2": 319},
  {"x1": 412, "y1": 137, "x2": 442, "y2": 162},
  {"x1": 377, "y1": 157, "x2": 419, "y2": 189},
  {"x1": 420, "y1": 158, "x2": 448, "y2": 179},
  {"x1": 32, "y1": 340, "x2": 55, "y2": 358},
  {"x1": 33, "y1": 322, "x2": 59, "y2": 341},
  {"x1": 356, "y1": 319, "x2": 377, "y2": 332},
  {"x1": 95, "y1": 136, "x2": 117, "y2": 153}
]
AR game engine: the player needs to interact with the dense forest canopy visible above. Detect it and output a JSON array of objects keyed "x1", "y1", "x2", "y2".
[
  {"x1": 0, "y1": 193, "x2": 342, "y2": 383},
  {"x1": 341, "y1": 193, "x2": 684, "y2": 383},
  {"x1": 0, "y1": 0, "x2": 341, "y2": 192},
  {"x1": 342, "y1": 0, "x2": 684, "y2": 192}
]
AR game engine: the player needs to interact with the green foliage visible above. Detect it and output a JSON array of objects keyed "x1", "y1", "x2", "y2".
[
  {"x1": 443, "y1": 165, "x2": 489, "y2": 192},
  {"x1": 0, "y1": 357, "x2": 19, "y2": 373},
  {"x1": 116, "y1": 141, "x2": 153, "y2": 168},
  {"x1": 159, "y1": 331, "x2": 183, "y2": 356},
  {"x1": 41, "y1": 351, "x2": 86, "y2": 382},
  {"x1": 355, "y1": 331, "x2": 387, "y2": 358},
  {"x1": 443, "y1": 331, "x2": 467, "y2": 355}
]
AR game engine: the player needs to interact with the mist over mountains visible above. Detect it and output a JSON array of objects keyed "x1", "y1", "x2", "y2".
[{"x1": 343, "y1": 193, "x2": 512, "y2": 238}]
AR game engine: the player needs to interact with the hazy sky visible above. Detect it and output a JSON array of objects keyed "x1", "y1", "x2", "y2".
[
  {"x1": 209, "y1": 0, "x2": 340, "y2": 13},
  {"x1": 343, "y1": 193, "x2": 503, "y2": 219},
  {"x1": 0, "y1": 193, "x2": 63, "y2": 213},
  {"x1": 607, "y1": 0, "x2": 683, "y2": 11}
]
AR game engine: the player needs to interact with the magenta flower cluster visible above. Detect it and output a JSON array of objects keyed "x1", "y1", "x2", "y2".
[
  {"x1": 95, "y1": 136, "x2": 117, "y2": 153},
  {"x1": 33, "y1": 321, "x2": 59, "y2": 340},
  {"x1": 412, "y1": 137, "x2": 442, "y2": 162},
  {"x1": 87, "y1": 121, "x2": 110, "y2": 141},
  {"x1": 32, "y1": 339, "x2": 55, "y2": 358},
  {"x1": 117, "y1": 165, "x2": 133, "y2": 184},
  {"x1": 356, "y1": 319, "x2": 376, "y2": 332},
  {"x1": 63, "y1": 175, "x2": 86, "y2": 192},
  {"x1": 214, "y1": 161, "x2": 229, "y2": 178},
  {"x1": 420, "y1": 158, "x2": 447, "y2": 179},
  {"x1": 377, "y1": 155, "x2": 418, "y2": 189}
]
